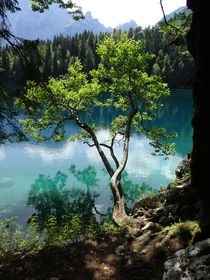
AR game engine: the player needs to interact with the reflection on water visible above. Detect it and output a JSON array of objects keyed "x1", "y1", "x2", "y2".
[
  {"x1": 27, "y1": 167, "x2": 101, "y2": 229},
  {"x1": 0, "y1": 89, "x2": 193, "y2": 224},
  {"x1": 27, "y1": 165, "x2": 158, "y2": 228},
  {"x1": 25, "y1": 142, "x2": 75, "y2": 163}
]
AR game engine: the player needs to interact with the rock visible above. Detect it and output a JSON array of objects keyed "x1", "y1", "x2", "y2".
[
  {"x1": 0, "y1": 177, "x2": 14, "y2": 189},
  {"x1": 115, "y1": 245, "x2": 125, "y2": 255},
  {"x1": 104, "y1": 266, "x2": 109, "y2": 271},
  {"x1": 163, "y1": 238, "x2": 210, "y2": 280},
  {"x1": 133, "y1": 196, "x2": 158, "y2": 210},
  {"x1": 16, "y1": 266, "x2": 23, "y2": 272},
  {"x1": 131, "y1": 189, "x2": 167, "y2": 215},
  {"x1": 158, "y1": 216, "x2": 171, "y2": 226},
  {"x1": 175, "y1": 153, "x2": 191, "y2": 180},
  {"x1": 141, "y1": 245, "x2": 152, "y2": 255},
  {"x1": 141, "y1": 222, "x2": 154, "y2": 231},
  {"x1": 136, "y1": 231, "x2": 151, "y2": 244},
  {"x1": 156, "y1": 206, "x2": 165, "y2": 214},
  {"x1": 124, "y1": 255, "x2": 133, "y2": 266},
  {"x1": 141, "y1": 222, "x2": 162, "y2": 232},
  {"x1": 133, "y1": 209, "x2": 145, "y2": 218}
]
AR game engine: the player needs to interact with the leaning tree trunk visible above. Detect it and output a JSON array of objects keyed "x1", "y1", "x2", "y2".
[
  {"x1": 110, "y1": 180, "x2": 127, "y2": 224},
  {"x1": 76, "y1": 119, "x2": 128, "y2": 224},
  {"x1": 110, "y1": 107, "x2": 138, "y2": 224},
  {"x1": 186, "y1": 0, "x2": 210, "y2": 228}
]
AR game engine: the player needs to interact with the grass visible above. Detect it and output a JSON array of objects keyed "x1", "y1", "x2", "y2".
[{"x1": 161, "y1": 220, "x2": 201, "y2": 246}]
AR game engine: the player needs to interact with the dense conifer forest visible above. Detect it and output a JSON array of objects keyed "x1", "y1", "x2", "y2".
[{"x1": 0, "y1": 26, "x2": 194, "y2": 88}]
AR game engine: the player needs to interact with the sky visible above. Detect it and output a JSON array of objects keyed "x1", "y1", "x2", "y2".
[{"x1": 75, "y1": 0, "x2": 187, "y2": 28}]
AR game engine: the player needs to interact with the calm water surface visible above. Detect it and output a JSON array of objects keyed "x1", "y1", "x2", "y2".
[{"x1": 0, "y1": 89, "x2": 193, "y2": 224}]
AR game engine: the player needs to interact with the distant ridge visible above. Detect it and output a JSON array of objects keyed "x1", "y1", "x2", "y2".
[
  {"x1": 62, "y1": 11, "x2": 138, "y2": 37},
  {"x1": 8, "y1": 2, "x2": 186, "y2": 40},
  {"x1": 7, "y1": 1, "x2": 138, "y2": 40},
  {"x1": 7, "y1": 0, "x2": 73, "y2": 40},
  {"x1": 62, "y1": 11, "x2": 113, "y2": 37}
]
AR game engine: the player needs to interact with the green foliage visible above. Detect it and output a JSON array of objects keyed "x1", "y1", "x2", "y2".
[
  {"x1": 17, "y1": 35, "x2": 178, "y2": 220},
  {"x1": 138, "y1": 182, "x2": 158, "y2": 200},
  {"x1": 143, "y1": 27, "x2": 194, "y2": 88},
  {"x1": 18, "y1": 35, "x2": 176, "y2": 158},
  {"x1": 0, "y1": 27, "x2": 194, "y2": 89},
  {"x1": 162, "y1": 221, "x2": 201, "y2": 246},
  {"x1": 34, "y1": 213, "x2": 120, "y2": 246},
  {"x1": 0, "y1": 216, "x2": 40, "y2": 258},
  {"x1": 168, "y1": 160, "x2": 191, "y2": 188},
  {"x1": 40, "y1": 214, "x2": 83, "y2": 246},
  {"x1": 30, "y1": 0, "x2": 84, "y2": 20},
  {"x1": 159, "y1": 8, "x2": 192, "y2": 37},
  {"x1": 0, "y1": 214, "x2": 120, "y2": 258}
]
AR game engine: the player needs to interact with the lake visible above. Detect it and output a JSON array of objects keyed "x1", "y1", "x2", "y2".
[{"x1": 0, "y1": 89, "x2": 193, "y2": 225}]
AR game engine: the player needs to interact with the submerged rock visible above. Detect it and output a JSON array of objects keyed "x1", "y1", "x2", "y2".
[{"x1": 0, "y1": 177, "x2": 14, "y2": 189}]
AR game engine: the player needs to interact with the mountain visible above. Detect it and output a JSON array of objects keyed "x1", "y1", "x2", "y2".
[
  {"x1": 61, "y1": 12, "x2": 138, "y2": 37},
  {"x1": 7, "y1": 1, "x2": 138, "y2": 40},
  {"x1": 7, "y1": 0, "x2": 73, "y2": 40},
  {"x1": 62, "y1": 11, "x2": 113, "y2": 37},
  {"x1": 116, "y1": 20, "x2": 138, "y2": 32}
]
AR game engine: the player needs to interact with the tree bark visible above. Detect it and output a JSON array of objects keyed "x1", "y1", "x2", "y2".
[
  {"x1": 75, "y1": 118, "x2": 128, "y2": 224},
  {"x1": 75, "y1": 107, "x2": 137, "y2": 225},
  {"x1": 186, "y1": 0, "x2": 210, "y2": 228},
  {"x1": 110, "y1": 108, "x2": 138, "y2": 224}
]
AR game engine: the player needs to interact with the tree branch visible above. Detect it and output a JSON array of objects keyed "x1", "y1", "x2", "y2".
[
  {"x1": 97, "y1": 133, "x2": 120, "y2": 169},
  {"x1": 160, "y1": 0, "x2": 186, "y2": 35},
  {"x1": 74, "y1": 117, "x2": 115, "y2": 177}
]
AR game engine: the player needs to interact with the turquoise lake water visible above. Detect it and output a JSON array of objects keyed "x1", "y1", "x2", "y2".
[{"x1": 0, "y1": 89, "x2": 193, "y2": 224}]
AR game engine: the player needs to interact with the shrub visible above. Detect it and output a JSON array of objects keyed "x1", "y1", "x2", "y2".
[{"x1": 0, "y1": 216, "x2": 41, "y2": 259}]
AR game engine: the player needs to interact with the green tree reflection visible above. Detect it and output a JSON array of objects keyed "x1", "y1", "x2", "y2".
[
  {"x1": 27, "y1": 166, "x2": 102, "y2": 230},
  {"x1": 27, "y1": 171, "x2": 71, "y2": 228},
  {"x1": 27, "y1": 165, "x2": 157, "y2": 230}
]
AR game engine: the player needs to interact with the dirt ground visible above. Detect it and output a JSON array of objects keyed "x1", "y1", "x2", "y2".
[{"x1": 0, "y1": 231, "x2": 183, "y2": 280}]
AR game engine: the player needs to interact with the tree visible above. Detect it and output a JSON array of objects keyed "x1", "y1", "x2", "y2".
[
  {"x1": 18, "y1": 36, "x2": 176, "y2": 225},
  {"x1": 186, "y1": 0, "x2": 210, "y2": 231},
  {"x1": 160, "y1": 0, "x2": 210, "y2": 231}
]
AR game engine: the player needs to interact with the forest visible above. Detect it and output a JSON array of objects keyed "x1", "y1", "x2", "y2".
[{"x1": 0, "y1": 26, "x2": 194, "y2": 88}]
